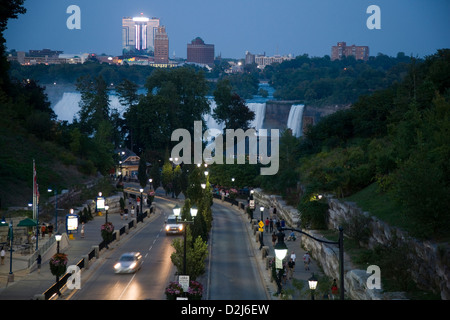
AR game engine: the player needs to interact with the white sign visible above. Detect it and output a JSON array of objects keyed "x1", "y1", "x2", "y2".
[
  {"x1": 179, "y1": 275, "x2": 189, "y2": 292},
  {"x1": 250, "y1": 200, "x2": 255, "y2": 209},
  {"x1": 67, "y1": 214, "x2": 78, "y2": 231}
]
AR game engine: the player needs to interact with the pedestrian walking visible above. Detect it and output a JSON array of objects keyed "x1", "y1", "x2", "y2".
[
  {"x1": 36, "y1": 254, "x2": 42, "y2": 273},
  {"x1": 288, "y1": 258, "x2": 295, "y2": 279},
  {"x1": 303, "y1": 251, "x2": 311, "y2": 271},
  {"x1": 1, "y1": 247, "x2": 5, "y2": 265},
  {"x1": 271, "y1": 232, "x2": 277, "y2": 246},
  {"x1": 81, "y1": 222, "x2": 85, "y2": 238},
  {"x1": 331, "y1": 279, "x2": 339, "y2": 299},
  {"x1": 130, "y1": 205, "x2": 135, "y2": 218},
  {"x1": 124, "y1": 207, "x2": 129, "y2": 220},
  {"x1": 265, "y1": 217, "x2": 270, "y2": 233},
  {"x1": 290, "y1": 251, "x2": 296, "y2": 263},
  {"x1": 280, "y1": 218, "x2": 285, "y2": 229}
]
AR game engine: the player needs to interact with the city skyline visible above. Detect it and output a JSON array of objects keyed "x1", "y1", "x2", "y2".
[{"x1": 4, "y1": 0, "x2": 450, "y2": 60}]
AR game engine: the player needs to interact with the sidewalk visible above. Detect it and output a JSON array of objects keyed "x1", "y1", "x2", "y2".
[
  {"x1": 0, "y1": 198, "x2": 147, "y2": 300},
  {"x1": 218, "y1": 198, "x2": 326, "y2": 300}
]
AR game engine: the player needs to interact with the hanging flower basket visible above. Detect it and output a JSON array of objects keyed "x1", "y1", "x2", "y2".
[
  {"x1": 165, "y1": 281, "x2": 184, "y2": 300},
  {"x1": 187, "y1": 280, "x2": 203, "y2": 300},
  {"x1": 101, "y1": 222, "x2": 114, "y2": 242},
  {"x1": 49, "y1": 253, "x2": 68, "y2": 277}
]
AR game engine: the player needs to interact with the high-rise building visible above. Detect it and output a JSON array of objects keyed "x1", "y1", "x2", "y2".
[
  {"x1": 154, "y1": 26, "x2": 169, "y2": 64},
  {"x1": 331, "y1": 42, "x2": 369, "y2": 61},
  {"x1": 187, "y1": 37, "x2": 215, "y2": 66},
  {"x1": 122, "y1": 15, "x2": 160, "y2": 55}
]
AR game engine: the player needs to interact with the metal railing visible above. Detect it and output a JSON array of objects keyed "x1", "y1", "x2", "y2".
[{"x1": 42, "y1": 206, "x2": 153, "y2": 299}]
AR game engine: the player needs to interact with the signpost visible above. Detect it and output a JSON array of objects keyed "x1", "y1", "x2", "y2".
[
  {"x1": 258, "y1": 220, "x2": 264, "y2": 232},
  {"x1": 66, "y1": 210, "x2": 79, "y2": 240}
]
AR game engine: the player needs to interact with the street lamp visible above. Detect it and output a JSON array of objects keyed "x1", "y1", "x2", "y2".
[
  {"x1": 308, "y1": 273, "x2": 318, "y2": 300},
  {"x1": 260, "y1": 206, "x2": 265, "y2": 221},
  {"x1": 105, "y1": 205, "x2": 109, "y2": 224},
  {"x1": 1, "y1": 217, "x2": 14, "y2": 282},
  {"x1": 273, "y1": 229, "x2": 287, "y2": 295},
  {"x1": 48, "y1": 187, "x2": 58, "y2": 231},
  {"x1": 55, "y1": 233, "x2": 62, "y2": 296},
  {"x1": 280, "y1": 226, "x2": 345, "y2": 300},
  {"x1": 140, "y1": 188, "x2": 144, "y2": 215},
  {"x1": 173, "y1": 204, "x2": 181, "y2": 220}
]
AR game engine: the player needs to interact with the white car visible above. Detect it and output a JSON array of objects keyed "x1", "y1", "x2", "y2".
[
  {"x1": 114, "y1": 252, "x2": 143, "y2": 274},
  {"x1": 165, "y1": 215, "x2": 184, "y2": 235}
]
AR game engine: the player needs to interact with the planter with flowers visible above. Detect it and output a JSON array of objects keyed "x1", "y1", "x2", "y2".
[
  {"x1": 49, "y1": 252, "x2": 68, "y2": 277},
  {"x1": 165, "y1": 281, "x2": 184, "y2": 300},
  {"x1": 187, "y1": 280, "x2": 203, "y2": 300},
  {"x1": 101, "y1": 222, "x2": 114, "y2": 243}
]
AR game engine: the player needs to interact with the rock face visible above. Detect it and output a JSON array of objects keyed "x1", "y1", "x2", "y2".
[{"x1": 253, "y1": 189, "x2": 449, "y2": 300}]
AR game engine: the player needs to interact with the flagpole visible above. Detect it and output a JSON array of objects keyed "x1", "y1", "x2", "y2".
[{"x1": 33, "y1": 159, "x2": 36, "y2": 221}]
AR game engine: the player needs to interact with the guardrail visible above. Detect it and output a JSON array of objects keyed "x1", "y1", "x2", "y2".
[{"x1": 42, "y1": 207, "x2": 152, "y2": 300}]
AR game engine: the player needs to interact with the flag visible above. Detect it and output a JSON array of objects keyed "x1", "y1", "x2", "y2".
[{"x1": 33, "y1": 160, "x2": 39, "y2": 219}]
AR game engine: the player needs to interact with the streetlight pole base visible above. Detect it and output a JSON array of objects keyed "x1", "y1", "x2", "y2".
[{"x1": 7, "y1": 273, "x2": 14, "y2": 283}]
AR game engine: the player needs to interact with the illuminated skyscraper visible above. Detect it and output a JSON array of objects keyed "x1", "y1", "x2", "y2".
[{"x1": 122, "y1": 14, "x2": 160, "y2": 55}]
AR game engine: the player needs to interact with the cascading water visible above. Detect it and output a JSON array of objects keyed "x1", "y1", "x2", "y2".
[
  {"x1": 246, "y1": 102, "x2": 266, "y2": 130},
  {"x1": 287, "y1": 104, "x2": 305, "y2": 137},
  {"x1": 52, "y1": 92, "x2": 129, "y2": 122}
]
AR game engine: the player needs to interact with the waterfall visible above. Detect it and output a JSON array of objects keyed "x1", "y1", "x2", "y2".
[
  {"x1": 246, "y1": 102, "x2": 266, "y2": 130},
  {"x1": 287, "y1": 104, "x2": 305, "y2": 137},
  {"x1": 52, "y1": 92, "x2": 128, "y2": 122}
]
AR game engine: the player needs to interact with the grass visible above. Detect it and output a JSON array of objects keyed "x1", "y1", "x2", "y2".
[{"x1": 343, "y1": 182, "x2": 410, "y2": 232}]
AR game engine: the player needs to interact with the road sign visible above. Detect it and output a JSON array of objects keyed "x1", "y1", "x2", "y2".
[
  {"x1": 250, "y1": 200, "x2": 255, "y2": 209},
  {"x1": 259, "y1": 227, "x2": 264, "y2": 232},
  {"x1": 258, "y1": 221, "x2": 264, "y2": 228},
  {"x1": 179, "y1": 275, "x2": 189, "y2": 292}
]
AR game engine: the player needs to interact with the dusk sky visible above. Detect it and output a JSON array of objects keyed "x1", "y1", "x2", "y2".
[{"x1": 4, "y1": 0, "x2": 450, "y2": 59}]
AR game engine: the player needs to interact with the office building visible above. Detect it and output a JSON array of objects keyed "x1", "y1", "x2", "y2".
[
  {"x1": 331, "y1": 42, "x2": 369, "y2": 61},
  {"x1": 245, "y1": 51, "x2": 294, "y2": 69},
  {"x1": 187, "y1": 37, "x2": 215, "y2": 66},
  {"x1": 154, "y1": 26, "x2": 169, "y2": 64},
  {"x1": 122, "y1": 15, "x2": 160, "y2": 55}
]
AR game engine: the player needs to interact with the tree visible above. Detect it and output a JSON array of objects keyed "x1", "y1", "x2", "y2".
[
  {"x1": 138, "y1": 155, "x2": 148, "y2": 189},
  {"x1": 0, "y1": 0, "x2": 26, "y2": 90},
  {"x1": 75, "y1": 75, "x2": 110, "y2": 135},
  {"x1": 161, "y1": 161, "x2": 173, "y2": 196},
  {"x1": 212, "y1": 79, "x2": 255, "y2": 131},
  {"x1": 170, "y1": 229, "x2": 208, "y2": 280}
]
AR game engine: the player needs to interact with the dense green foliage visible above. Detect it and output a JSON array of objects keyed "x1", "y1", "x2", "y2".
[
  {"x1": 259, "y1": 50, "x2": 450, "y2": 240},
  {"x1": 263, "y1": 53, "x2": 412, "y2": 105}
]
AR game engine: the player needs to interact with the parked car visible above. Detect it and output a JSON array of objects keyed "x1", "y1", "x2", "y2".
[{"x1": 114, "y1": 252, "x2": 143, "y2": 274}]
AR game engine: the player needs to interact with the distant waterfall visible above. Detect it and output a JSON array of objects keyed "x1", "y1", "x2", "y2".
[
  {"x1": 246, "y1": 102, "x2": 266, "y2": 130},
  {"x1": 52, "y1": 92, "x2": 125, "y2": 122},
  {"x1": 204, "y1": 100, "x2": 266, "y2": 132},
  {"x1": 287, "y1": 104, "x2": 305, "y2": 137}
]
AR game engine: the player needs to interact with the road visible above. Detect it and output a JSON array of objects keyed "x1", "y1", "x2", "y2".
[
  {"x1": 70, "y1": 199, "x2": 177, "y2": 300},
  {"x1": 68, "y1": 194, "x2": 268, "y2": 300},
  {"x1": 208, "y1": 201, "x2": 268, "y2": 300}
]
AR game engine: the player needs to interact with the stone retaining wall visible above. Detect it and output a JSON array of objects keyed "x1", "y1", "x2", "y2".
[{"x1": 253, "y1": 188, "x2": 449, "y2": 300}]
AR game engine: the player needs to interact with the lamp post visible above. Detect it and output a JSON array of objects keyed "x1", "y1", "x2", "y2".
[
  {"x1": 139, "y1": 188, "x2": 144, "y2": 215},
  {"x1": 273, "y1": 229, "x2": 288, "y2": 295},
  {"x1": 279, "y1": 226, "x2": 345, "y2": 300},
  {"x1": 259, "y1": 206, "x2": 264, "y2": 221},
  {"x1": 173, "y1": 204, "x2": 197, "y2": 275},
  {"x1": 55, "y1": 233, "x2": 62, "y2": 296},
  {"x1": 308, "y1": 273, "x2": 318, "y2": 300},
  {"x1": 48, "y1": 187, "x2": 58, "y2": 231},
  {"x1": 1, "y1": 217, "x2": 14, "y2": 282},
  {"x1": 105, "y1": 205, "x2": 109, "y2": 224}
]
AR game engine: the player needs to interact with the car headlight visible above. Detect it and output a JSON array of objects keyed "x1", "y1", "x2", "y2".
[
  {"x1": 129, "y1": 262, "x2": 136, "y2": 269},
  {"x1": 165, "y1": 225, "x2": 170, "y2": 231},
  {"x1": 114, "y1": 263, "x2": 121, "y2": 270},
  {"x1": 178, "y1": 225, "x2": 183, "y2": 231}
]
